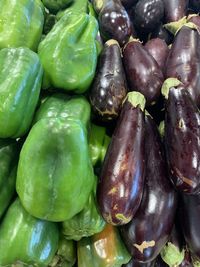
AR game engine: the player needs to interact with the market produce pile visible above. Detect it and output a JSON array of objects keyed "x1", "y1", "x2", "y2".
[{"x1": 1, "y1": 0, "x2": 200, "y2": 266}]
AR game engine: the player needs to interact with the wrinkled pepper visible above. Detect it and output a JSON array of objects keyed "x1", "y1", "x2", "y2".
[
  {"x1": 62, "y1": 176, "x2": 106, "y2": 241},
  {"x1": 0, "y1": 198, "x2": 59, "y2": 266},
  {"x1": 89, "y1": 124, "x2": 110, "y2": 167},
  {"x1": 16, "y1": 116, "x2": 94, "y2": 222},
  {"x1": 0, "y1": 47, "x2": 43, "y2": 138},
  {"x1": 0, "y1": 0, "x2": 45, "y2": 51},
  {"x1": 49, "y1": 235, "x2": 76, "y2": 267},
  {"x1": 38, "y1": 12, "x2": 98, "y2": 93},
  {"x1": 42, "y1": 0, "x2": 73, "y2": 14},
  {"x1": 33, "y1": 93, "x2": 91, "y2": 130},
  {"x1": 0, "y1": 139, "x2": 19, "y2": 219},
  {"x1": 77, "y1": 224, "x2": 131, "y2": 267}
]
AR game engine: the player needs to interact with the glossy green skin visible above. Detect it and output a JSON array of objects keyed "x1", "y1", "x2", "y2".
[
  {"x1": 89, "y1": 124, "x2": 110, "y2": 167},
  {"x1": 0, "y1": 198, "x2": 59, "y2": 266},
  {"x1": 0, "y1": 139, "x2": 18, "y2": 219},
  {"x1": 62, "y1": 176, "x2": 106, "y2": 241},
  {"x1": 49, "y1": 236, "x2": 76, "y2": 267},
  {"x1": 34, "y1": 93, "x2": 91, "y2": 130},
  {"x1": 0, "y1": 0, "x2": 44, "y2": 51},
  {"x1": 56, "y1": 0, "x2": 89, "y2": 19},
  {"x1": 42, "y1": 0, "x2": 73, "y2": 13},
  {"x1": 77, "y1": 224, "x2": 131, "y2": 267},
  {"x1": 38, "y1": 12, "x2": 98, "y2": 93},
  {"x1": 0, "y1": 47, "x2": 43, "y2": 138},
  {"x1": 16, "y1": 117, "x2": 94, "y2": 222}
]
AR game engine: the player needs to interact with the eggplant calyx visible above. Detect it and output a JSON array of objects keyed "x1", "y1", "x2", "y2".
[
  {"x1": 182, "y1": 22, "x2": 200, "y2": 34},
  {"x1": 161, "y1": 78, "x2": 182, "y2": 99},
  {"x1": 192, "y1": 256, "x2": 200, "y2": 267},
  {"x1": 158, "y1": 121, "x2": 165, "y2": 139},
  {"x1": 124, "y1": 91, "x2": 146, "y2": 111},
  {"x1": 123, "y1": 36, "x2": 141, "y2": 51},
  {"x1": 106, "y1": 39, "x2": 120, "y2": 47},
  {"x1": 92, "y1": 0, "x2": 105, "y2": 13},
  {"x1": 164, "y1": 16, "x2": 187, "y2": 35},
  {"x1": 160, "y1": 242, "x2": 185, "y2": 267}
]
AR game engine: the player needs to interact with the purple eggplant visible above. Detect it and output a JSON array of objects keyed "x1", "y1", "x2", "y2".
[
  {"x1": 144, "y1": 38, "x2": 169, "y2": 71},
  {"x1": 188, "y1": 14, "x2": 200, "y2": 30},
  {"x1": 163, "y1": 85, "x2": 200, "y2": 194},
  {"x1": 123, "y1": 258, "x2": 156, "y2": 267},
  {"x1": 163, "y1": 0, "x2": 189, "y2": 23},
  {"x1": 89, "y1": 39, "x2": 128, "y2": 121},
  {"x1": 121, "y1": 0, "x2": 138, "y2": 9},
  {"x1": 131, "y1": 0, "x2": 164, "y2": 33},
  {"x1": 151, "y1": 23, "x2": 174, "y2": 45},
  {"x1": 180, "y1": 194, "x2": 200, "y2": 260},
  {"x1": 123, "y1": 39, "x2": 164, "y2": 106},
  {"x1": 179, "y1": 249, "x2": 193, "y2": 267},
  {"x1": 98, "y1": 0, "x2": 132, "y2": 47},
  {"x1": 120, "y1": 113, "x2": 177, "y2": 262},
  {"x1": 97, "y1": 92, "x2": 146, "y2": 225},
  {"x1": 165, "y1": 25, "x2": 200, "y2": 106}
]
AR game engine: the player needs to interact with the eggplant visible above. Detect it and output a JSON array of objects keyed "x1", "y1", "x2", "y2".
[
  {"x1": 165, "y1": 25, "x2": 200, "y2": 106},
  {"x1": 120, "y1": 113, "x2": 177, "y2": 262},
  {"x1": 131, "y1": 0, "x2": 164, "y2": 33},
  {"x1": 163, "y1": 84, "x2": 200, "y2": 194},
  {"x1": 144, "y1": 38, "x2": 169, "y2": 71},
  {"x1": 97, "y1": 92, "x2": 146, "y2": 225},
  {"x1": 89, "y1": 39, "x2": 128, "y2": 121},
  {"x1": 189, "y1": 0, "x2": 200, "y2": 12},
  {"x1": 151, "y1": 23, "x2": 174, "y2": 45},
  {"x1": 121, "y1": 0, "x2": 138, "y2": 9},
  {"x1": 163, "y1": 0, "x2": 189, "y2": 23},
  {"x1": 98, "y1": 0, "x2": 132, "y2": 46},
  {"x1": 188, "y1": 14, "x2": 200, "y2": 30},
  {"x1": 123, "y1": 39, "x2": 164, "y2": 106},
  {"x1": 179, "y1": 249, "x2": 193, "y2": 267},
  {"x1": 160, "y1": 224, "x2": 185, "y2": 266},
  {"x1": 154, "y1": 256, "x2": 169, "y2": 267},
  {"x1": 123, "y1": 258, "x2": 155, "y2": 267},
  {"x1": 180, "y1": 194, "x2": 200, "y2": 260}
]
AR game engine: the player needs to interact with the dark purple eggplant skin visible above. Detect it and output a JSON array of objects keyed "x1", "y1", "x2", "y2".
[
  {"x1": 180, "y1": 194, "x2": 200, "y2": 260},
  {"x1": 189, "y1": 0, "x2": 200, "y2": 12},
  {"x1": 188, "y1": 15, "x2": 200, "y2": 30},
  {"x1": 151, "y1": 23, "x2": 174, "y2": 45},
  {"x1": 89, "y1": 40, "x2": 128, "y2": 121},
  {"x1": 123, "y1": 258, "x2": 155, "y2": 267},
  {"x1": 120, "y1": 114, "x2": 177, "y2": 262},
  {"x1": 163, "y1": 0, "x2": 189, "y2": 23},
  {"x1": 132, "y1": 0, "x2": 164, "y2": 33},
  {"x1": 165, "y1": 26, "x2": 200, "y2": 106},
  {"x1": 123, "y1": 41, "x2": 164, "y2": 106},
  {"x1": 97, "y1": 98, "x2": 145, "y2": 226},
  {"x1": 144, "y1": 38, "x2": 169, "y2": 71},
  {"x1": 98, "y1": 0, "x2": 132, "y2": 47},
  {"x1": 154, "y1": 256, "x2": 168, "y2": 267},
  {"x1": 165, "y1": 87, "x2": 200, "y2": 194},
  {"x1": 121, "y1": 0, "x2": 138, "y2": 9},
  {"x1": 179, "y1": 249, "x2": 193, "y2": 267}
]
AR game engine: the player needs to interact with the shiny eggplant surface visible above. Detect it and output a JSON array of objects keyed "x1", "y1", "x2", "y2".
[
  {"x1": 90, "y1": 39, "x2": 127, "y2": 121},
  {"x1": 163, "y1": 0, "x2": 189, "y2": 22},
  {"x1": 151, "y1": 23, "x2": 174, "y2": 45},
  {"x1": 97, "y1": 92, "x2": 146, "y2": 226},
  {"x1": 120, "y1": 114, "x2": 177, "y2": 262},
  {"x1": 98, "y1": 0, "x2": 132, "y2": 46},
  {"x1": 123, "y1": 258, "x2": 155, "y2": 267},
  {"x1": 165, "y1": 25, "x2": 200, "y2": 106},
  {"x1": 164, "y1": 86, "x2": 200, "y2": 194},
  {"x1": 180, "y1": 194, "x2": 200, "y2": 260},
  {"x1": 123, "y1": 40, "x2": 164, "y2": 106},
  {"x1": 144, "y1": 38, "x2": 169, "y2": 71}
]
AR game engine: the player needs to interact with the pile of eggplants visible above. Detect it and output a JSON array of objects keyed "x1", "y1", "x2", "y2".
[{"x1": 89, "y1": 0, "x2": 200, "y2": 266}]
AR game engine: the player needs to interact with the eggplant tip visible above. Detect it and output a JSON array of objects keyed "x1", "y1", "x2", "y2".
[
  {"x1": 160, "y1": 242, "x2": 185, "y2": 267},
  {"x1": 124, "y1": 91, "x2": 146, "y2": 111},
  {"x1": 161, "y1": 78, "x2": 182, "y2": 99}
]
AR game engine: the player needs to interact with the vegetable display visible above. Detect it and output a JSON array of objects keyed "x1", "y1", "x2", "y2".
[{"x1": 1, "y1": 0, "x2": 200, "y2": 266}]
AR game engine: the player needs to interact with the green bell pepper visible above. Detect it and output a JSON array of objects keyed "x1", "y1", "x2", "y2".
[
  {"x1": 0, "y1": 198, "x2": 59, "y2": 266},
  {"x1": 0, "y1": 139, "x2": 19, "y2": 219},
  {"x1": 38, "y1": 12, "x2": 98, "y2": 93},
  {"x1": 0, "y1": 0, "x2": 44, "y2": 51},
  {"x1": 16, "y1": 117, "x2": 94, "y2": 222},
  {"x1": 56, "y1": 0, "x2": 89, "y2": 19},
  {"x1": 0, "y1": 47, "x2": 43, "y2": 139},
  {"x1": 33, "y1": 93, "x2": 91, "y2": 130},
  {"x1": 62, "y1": 176, "x2": 106, "y2": 241},
  {"x1": 42, "y1": 0, "x2": 73, "y2": 14},
  {"x1": 77, "y1": 224, "x2": 131, "y2": 267},
  {"x1": 89, "y1": 124, "x2": 110, "y2": 167},
  {"x1": 49, "y1": 235, "x2": 76, "y2": 267}
]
